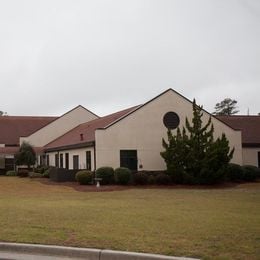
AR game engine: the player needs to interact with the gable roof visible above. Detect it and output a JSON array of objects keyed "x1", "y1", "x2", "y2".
[
  {"x1": 44, "y1": 88, "x2": 240, "y2": 152},
  {"x1": 0, "y1": 116, "x2": 58, "y2": 146},
  {"x1": 44, "y1": 106, "x2": 139, "y2": 152},
  {"x1": 99, "y1": 88, "x2": 237, "y2": 131},
  {"x1": 25, "y1": 105, "x2": 99, "y2": 138},
  {"x1": 216, "y1": 115, "x2": 260, "y2": 147}
]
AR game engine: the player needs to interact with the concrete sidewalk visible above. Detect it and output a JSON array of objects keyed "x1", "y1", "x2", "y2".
[{"x1": 0, "y1": 242, "x2": 199, "y2": 260}]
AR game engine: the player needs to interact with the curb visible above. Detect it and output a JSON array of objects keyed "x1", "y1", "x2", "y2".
[{"x1": 0, "y1": 242, "x2": 199, "y2": 260}]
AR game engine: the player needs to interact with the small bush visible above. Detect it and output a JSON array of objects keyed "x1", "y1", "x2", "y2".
[
  {"x1": 147, "y1": 175, "x2": 156, "y2": 185},
  {"x1": 227, "y1": 163, "x2": 244, "y2": 182},
  {"x1": 43, "y1": 169, "x2": 50, "y2": 178},
  {"x1": 6, "y1": 170, "x2": 17, "y2": 176},
  {"x1": 34, "y1": 166, "x2": 45, "y2": 174},
  {"x1": 18, "y1": 169, "x2": 29, "y2": 177},
  {"x1": 114, "y1": 167, "x2": 131, "y2": 185},
  {"x1": 242, "y1": 165, "x2": 258, "y2": 182},
  {"x1": 95, "y1": 167, "x2": 114, "y2": 185},
  {"x1": 29, "y1": 172, "x2": 43, "y2": 178},
  {"x1": 75, "y1": 170, "x2": 93, "y2": 185},
  {"x1": 198, "y1": 167, "x2": 226, "y2": 185},
  {"x1": 155, "y1": 173, "x2": 171, "y2": 185},
  {"x1": 134, "y1": 172, "x2": 148, "y2": 185}
]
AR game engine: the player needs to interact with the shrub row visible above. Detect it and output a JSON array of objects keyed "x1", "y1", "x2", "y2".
[
  {"x1": 134, "y1": 172, "x2": 171, "y2": 185},
  {"x1": 6, "y1": 170, "x2": 17, "y2": 176},
  {"x1": 95, "y1": 166, "x2": 132, "y2": 185},
  {"x1": 75, "y1": 167, "x2": 173, "y2": 186},
  {"x1": 76, "y1": 167, "x2": 132, "y2": 185},
  {"x1": 227, "y1": 163, "x2": 260, "y2": 182},
  {"x1": 5, "y1": 166, "x2": 51, "y2": 178}
]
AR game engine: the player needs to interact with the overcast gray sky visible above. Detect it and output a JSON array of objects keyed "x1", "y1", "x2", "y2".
[{"x1": 0, "y1": 0, "x2": 259, "y2": 116}]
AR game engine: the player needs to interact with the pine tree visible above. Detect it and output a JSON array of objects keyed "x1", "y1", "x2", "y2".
[
  {"x1": 161, "y1": 127, "x2": 188, "y2": 183},
  {"x1": 15, "y1": 142, "x2": 36, "y2": 169},
  {"x1": 213, "y1": 98, "x2": 239, "y2": 115},
  {"x1": 161, "y1": 99, "x2": 234, "y2": 185},
  {"x1": 185, "y1": 100, "x2": 214, "y2": 181}
]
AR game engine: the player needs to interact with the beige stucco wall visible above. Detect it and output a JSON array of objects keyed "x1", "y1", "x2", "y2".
[
  {"x1": 47, "y1": 147, "x2": 95, "y2": 171},
  {"x1": 95, "y1": 90, "x2": 242, "y2": 171},
  {"x1": 242, "y1": 147, "x2": 260, "y2": 167},
  {"x1": 20, "y1": 106, "x2": 98, "y2": 147}
]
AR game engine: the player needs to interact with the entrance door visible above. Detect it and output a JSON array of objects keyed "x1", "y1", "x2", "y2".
[{"x1": 120, "y1": 150, "x2": 137, "y2": 171}]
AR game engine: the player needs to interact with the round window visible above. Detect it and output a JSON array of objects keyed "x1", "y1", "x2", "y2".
[{"x1": 163, "y1": 112, "x2": 180, "y2": 129}]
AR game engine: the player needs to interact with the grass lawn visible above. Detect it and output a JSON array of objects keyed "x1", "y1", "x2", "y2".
[{"x1": 0, "y1": 177, "x2": 259, "y2": 259}]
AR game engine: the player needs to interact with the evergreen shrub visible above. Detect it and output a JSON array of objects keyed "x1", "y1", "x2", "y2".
[
  {"x1": 155, "y1": 173, "x2": 171, "y2": 185},
  {"x1": 114, "y1": 167, "x2": 131, "y2": 185},
  {"x1": 29, "y1": 172, "x2": 43, "y2": 178},
  {"x1": 95, "y1": 167, "x2": 115, "y2": 185},
  {"x1": 6, "y1": 170, "x2": 17, "y2": 176},
  {"x1": 18, "y1": 169, "x2": 29, "y2": 177},
  {"x1": 147, "y1": 175, "x2": 156, "y2": 184},
  {"x1": 43, "y1": 168, "x2": 50, "y2": 178},
  {"x1": 134, "y1": 172, "x2": 148, "y2": 185},
  {"x1": 34, "y1": 166, "x2": 45, "y2": 174},
  {"x1": 242, "y1": 165, "x2": 259, "y2": 182},
  {"x1": 75, "y1": 170, "x2": 93, "y2": 185},
  {"x1": 227, "y1": 163, "x2": 244, "y2": 182}
]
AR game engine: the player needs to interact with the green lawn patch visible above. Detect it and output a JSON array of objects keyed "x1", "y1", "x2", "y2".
[{"x1": 0, "y1": 177, "x2": 259, "y2": 259}]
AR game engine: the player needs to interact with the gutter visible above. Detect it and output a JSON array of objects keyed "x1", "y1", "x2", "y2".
[{"x1": 44, "y1": 141, "x2": 95, "y2": 153}]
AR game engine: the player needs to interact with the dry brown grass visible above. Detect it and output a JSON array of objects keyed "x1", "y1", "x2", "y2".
[{"x1": 0, "y1": 176, "x2": 259, "y2": 259}]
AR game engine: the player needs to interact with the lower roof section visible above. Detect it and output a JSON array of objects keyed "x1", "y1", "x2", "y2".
[{"x1": 44, "y1": 141, "x2": 95, "y2": 153}]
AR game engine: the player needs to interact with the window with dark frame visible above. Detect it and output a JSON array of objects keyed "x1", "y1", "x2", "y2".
[
  {"x1": 65, "y1": 153, "x2": 69, "y2": 169},
  {"x1": 60, "y1": 154, "x2": 63, "y2": 168},
  {"x1": 46, "y1": 154, "x2": 49, "y2": 166},
  {"x1": 40, "y1": 155, "x2": 43, "y2": 166},
  {"x1": 86, "y1": 151, "x2": 91, "y2": 170},
  {"x1": 73, "y1": 155, "x2": 79, "y2": 170},
  {"x1": 55, "y1": 154, "x2": 59, "y2": 167}
]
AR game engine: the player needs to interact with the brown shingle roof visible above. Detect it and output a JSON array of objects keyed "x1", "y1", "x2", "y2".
[
  {"x1": 0, "y1": 146, "x2": 44, "y2": 156},
  {"x1": 0, "y1": 146, "x2": 19, "y2": 155},
  {"x1": 0, "y1": 116, "x2": 57, "y2": 145},
  {"x1": 216, "y1": 115, "x2": 260, "y2": 146},
  {"x1": 45, "y1": 106, "x2": 139, "y2": 151}
]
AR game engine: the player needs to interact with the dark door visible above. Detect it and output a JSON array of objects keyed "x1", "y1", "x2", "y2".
[{"x1": 120, "y1": 150, "x2": 138, "y2": 171}]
